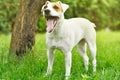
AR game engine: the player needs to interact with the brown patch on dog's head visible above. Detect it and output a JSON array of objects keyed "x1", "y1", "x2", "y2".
[{"x1": 52, "y1": 2, "x2": 63, "y2": 12}]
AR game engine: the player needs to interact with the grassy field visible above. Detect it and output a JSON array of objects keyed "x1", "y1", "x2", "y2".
[{"x1": 0, "y1": 31, "x2": 120, "y2": 80}]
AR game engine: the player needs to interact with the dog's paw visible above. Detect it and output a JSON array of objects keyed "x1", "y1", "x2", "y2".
[
  {"x1": 45, "y1": 71, "x2": 52, "y2": 76},
  {"x1": 65, "y1": 76, "x2": 70, "y2": 80},
  {"x1": 43, "y1": 73, "x2": 51, "y2": 78},
  {"x1": 93, "y1": 67, "x2": 96, "y2": 72}
]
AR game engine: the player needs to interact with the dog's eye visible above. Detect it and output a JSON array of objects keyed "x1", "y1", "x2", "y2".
[
  {"x1": 53, "y1": 5, "x2": 59, "y2": 9},
  {"x1": 44, "y1": 5, "x2": 47, "y2": 9}
]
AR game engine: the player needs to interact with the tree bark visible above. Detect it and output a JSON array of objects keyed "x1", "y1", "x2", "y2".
[{"x1": 10, "y1": 0, "x2": 47, "y2": 56}]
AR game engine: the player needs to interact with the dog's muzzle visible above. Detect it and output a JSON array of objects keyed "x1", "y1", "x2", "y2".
[
  {"x1": 44, "y1": 9, "x2": 50, "y2": 15},
  {"x1": 45, "y1": 16, "x2": 59, "y2": 33}
]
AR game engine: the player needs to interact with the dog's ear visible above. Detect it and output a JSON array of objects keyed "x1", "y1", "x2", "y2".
[
  {"x1": 58, "y1": 1, "x2": 69, "y2": 13},
  {"x1": 41, "y1": 1, "x2": 50, "y2": 12},
  {"x1": 45, "y1": 1, "x2": 50, "y2": 6}
]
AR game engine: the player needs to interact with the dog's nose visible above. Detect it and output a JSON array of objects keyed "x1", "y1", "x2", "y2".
[{"x1": 44, "y1": 9, "x2": 50, "y2": 15}]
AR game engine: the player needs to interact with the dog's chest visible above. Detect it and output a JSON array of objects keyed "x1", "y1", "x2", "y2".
[{"x1": 46, "y1": 34, "x2": 71, "y2": 52}]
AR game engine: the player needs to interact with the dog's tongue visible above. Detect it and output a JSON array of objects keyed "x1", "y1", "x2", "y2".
[{"x1": 46, "y1": 19, "x2": 55, "y2": 33}]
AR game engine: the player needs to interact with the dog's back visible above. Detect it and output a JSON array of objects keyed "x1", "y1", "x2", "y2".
[{"x1": 62, "y1": 18, "x2": 96, "y2": 42}]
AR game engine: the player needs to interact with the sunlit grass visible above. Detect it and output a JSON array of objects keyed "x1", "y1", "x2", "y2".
[{"x1": 0, "y1": 31, "x2": 120, "y2": 80}]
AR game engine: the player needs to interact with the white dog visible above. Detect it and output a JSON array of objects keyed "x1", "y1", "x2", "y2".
[{"x1": 41, "y1": 1, "x2": 97, "y2": 79}]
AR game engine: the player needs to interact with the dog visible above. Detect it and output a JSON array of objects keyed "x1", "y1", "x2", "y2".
[{"x1": 41, "y1": 1, "x2": 97, "y2": 79}]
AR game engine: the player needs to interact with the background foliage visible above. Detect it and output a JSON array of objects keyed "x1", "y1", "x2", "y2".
[
  {"x1": 0, "y1": 0, "x2": 120, "y2": 33},
  {"x1": 0, "y1": 0, "x2": 19, "y2": 33}
]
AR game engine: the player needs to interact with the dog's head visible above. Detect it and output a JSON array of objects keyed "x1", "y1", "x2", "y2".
[{"x1": 41, "y1": 1, "x2": 69, "y2": 33}]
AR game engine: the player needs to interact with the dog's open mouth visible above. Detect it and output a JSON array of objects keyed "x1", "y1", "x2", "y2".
[{"x1": 45, "y1": 16, "x2": 58, "y2": 33}]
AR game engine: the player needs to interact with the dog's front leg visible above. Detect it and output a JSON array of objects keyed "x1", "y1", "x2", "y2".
[
  {"x1": 46, "y1": 48, "x2": 54, "y2": 76},
  {"x1": 65, "y1": 52, "x2": 72, "y2": 80}
]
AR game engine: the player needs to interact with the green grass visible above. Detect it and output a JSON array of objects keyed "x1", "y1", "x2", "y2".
[{"x1": 0, "y1": 31, "x2": 120, "y2": 80}]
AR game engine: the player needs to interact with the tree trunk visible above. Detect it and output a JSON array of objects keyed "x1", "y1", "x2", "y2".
[{"x1": 10, "y1": 0, "x2": 47, "y2": 56}]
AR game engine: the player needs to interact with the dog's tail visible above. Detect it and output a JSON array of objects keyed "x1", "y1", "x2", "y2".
[{"x1": 91, "y1": 23, "x2": 96, "y2": 27}]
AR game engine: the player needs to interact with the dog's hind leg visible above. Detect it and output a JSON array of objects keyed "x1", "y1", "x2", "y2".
[
  {"x1": 78, "y1": 39, "x2": 89, "y2": 71},
  {"x1": 46, "y1": 48, "x2": 54, "y2": 75},
  {"x1": 87, "y1": 40, "x2": 97, "y2": 72}
]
